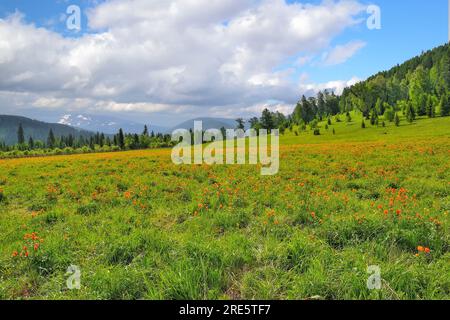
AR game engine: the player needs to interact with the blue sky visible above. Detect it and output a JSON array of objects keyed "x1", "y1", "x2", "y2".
[{"x1": 0, "y1": 0, "x2": 448, "y2": 126}]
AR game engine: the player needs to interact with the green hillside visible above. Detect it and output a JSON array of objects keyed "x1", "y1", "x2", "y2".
[{"x1": 0, "y1": 115, "x2": 94, "y2": 145}]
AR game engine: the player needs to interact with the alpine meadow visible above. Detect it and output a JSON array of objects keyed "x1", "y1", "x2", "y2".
[{"x1": 0, "y1": 0, "x2": 449, "y2": 303}]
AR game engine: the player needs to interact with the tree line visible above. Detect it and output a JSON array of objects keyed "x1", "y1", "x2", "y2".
[{"x1": 0, "y1": 124, "x2": 174, "y2": 158}]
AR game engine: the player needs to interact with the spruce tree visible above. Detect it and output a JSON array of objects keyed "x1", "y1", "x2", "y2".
[
  {"x1": 118, "y1": 129, "x2": 125, "y2": 150},
  {"x1": 17, "y1": 124, "x2": 25, "y2": 145},
  {"x1": 47, "y1": 129, "x2": 55, "y2": 148},
  {"x1": 426, "y1": 95, "x2": 435, "y2": 118},
  {"x1": 28, "y1": 136, "x2": 34, "y2": 149},
  {"x1": 440, "y1": 94, "x2": 450, "y2": 116}
]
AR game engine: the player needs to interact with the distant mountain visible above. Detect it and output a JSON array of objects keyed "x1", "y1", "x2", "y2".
[
  {"x1": 170, "y1": 117, "x2": 249, "y2": 132},
  {"x1": 58, "y1": 114, "x2": 169, "y2": 134},
  {"x1": 0, "y1": 115, "x2": 94, "y2": 145}
]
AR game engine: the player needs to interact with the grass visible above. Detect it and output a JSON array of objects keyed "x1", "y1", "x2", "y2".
[{"x1": 0, "y1": 113, "x2": 449, "y2": 300}]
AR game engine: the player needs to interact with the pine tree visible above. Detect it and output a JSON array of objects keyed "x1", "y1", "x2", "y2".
[
  {"x1": 47, "y1": 129, "x2": 55, "y2": 148},
  {"x1": 17, "y1": 124, "x2": 25, "y2": 145},
  {"x1": 118, "y1": 129, "x2": 125, "y2": 150},
  {"x1": 440, "y1": 94, "x2": 450, "y2": 116},
  {"x1": 143, "y1": 125, "x2": 149, "y2": 136},
  {"x1": 426, "y1": 95, "x2": 435, "y2": 118},
  {"x1": 370, "y1": 109, "x2": 378, "y2": 126},
  {"x1": 28, "y1": 136, "x2": 34, "y2": 149}
]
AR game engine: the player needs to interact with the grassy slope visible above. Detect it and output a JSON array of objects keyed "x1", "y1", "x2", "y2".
[
  {"x1": 0, "y1": 115, "x2": 448, "y2": 300},
  {"x1": 281, "y1": 112, "x2": 450, "y2": 145}
]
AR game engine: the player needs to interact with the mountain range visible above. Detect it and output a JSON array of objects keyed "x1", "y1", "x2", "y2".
[
  {"x1": 57, "y1": 114, "x2": 169, "y2": 135},
  {"x1": 0, "y1": 115, "x2": 94, "y2": 145}
]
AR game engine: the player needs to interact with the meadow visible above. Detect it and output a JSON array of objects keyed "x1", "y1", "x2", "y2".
[{"x1": 0, "y1": 114, "x2": 449, "y2": 300}]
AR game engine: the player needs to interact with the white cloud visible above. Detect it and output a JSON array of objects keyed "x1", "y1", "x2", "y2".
[
  {"x1": 0, "y1": 0, "x2": 367, "y2": 122},
  {"x1": 300, "y1": 76, "x2": 361, "y2": 95},
  {"x1": 322, "y1": 40, "x2": 366, "y2": 66}
]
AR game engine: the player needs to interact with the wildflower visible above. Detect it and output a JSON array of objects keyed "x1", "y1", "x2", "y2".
[
  {"x1": 424, "y1": 247, "x2": 431, "y2": 254},
  {"x1": 12, "y1": 251, "x2": 18, "y2": 257},
  {"x1": 417, "y1": 246, "x2": 425, "y2": 252},
  {"x1": 124, "y1": 191, "x2": 132, "y2": 199}
]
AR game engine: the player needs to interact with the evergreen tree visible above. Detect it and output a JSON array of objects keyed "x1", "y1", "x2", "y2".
[
  {"x1": 118, "y1": 129, "x2": 125, "y2": 150},
  {"x1": 370, "y1": 109, "x2": 378, "y2": 126},
  {"x1": 28, "y1": 136, "x2": 34, "y2": 149},
  {"x1": 17, "y1": 124, "x2": 25, "y2": 145},
  {"x1": 361, "y1": 119, "x2": 366, "y2": 129},
  {"x1": 143, "y1": 125, "x2": 149, "y2": 136},
  {"x1": 405, "y1": 101, "x2": 416, "y2": 123},
  {"x1": 47, "y1": 129, "x2": 55, "y2": 148},
  {"x1": 426, "y1": 95, "x2": 435, "y2": 118},
  {"x1": 440, "y1": 94, "x2": 450, "y2": 116}
]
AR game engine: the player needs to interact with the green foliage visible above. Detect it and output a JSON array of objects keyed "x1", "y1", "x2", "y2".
[
  {"x1": 340, "y1": 43, "x2": 450, "y2": 122},
  {"x1": 440, "y1": 94, "x2": 450, "y2": 116}
]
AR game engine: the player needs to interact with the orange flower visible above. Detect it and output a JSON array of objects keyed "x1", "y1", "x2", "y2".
[
  {"x1": 417, "y1": 246, "x2": 425, "y2": 252},
  {"x1": 12, "y1": 251, "x2": 18, "y2": 257},
  {"x1": 124, "y1": 191, "x2": 132, "y2": 199},
  {"x1": 424, "y1": 247, "x2": 431, "y2": 254},
  {"x1": 384, "y1": 210, "x2": 389, "y2": 215}
]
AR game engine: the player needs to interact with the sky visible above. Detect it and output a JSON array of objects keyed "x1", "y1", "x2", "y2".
[{"x1": 0, "y1": 0, "x2": 448, "y2": 127}]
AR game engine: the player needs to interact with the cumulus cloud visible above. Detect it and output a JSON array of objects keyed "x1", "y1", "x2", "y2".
[{"x1": 0, "y1": 0, "x2": 367, "y2": 122}]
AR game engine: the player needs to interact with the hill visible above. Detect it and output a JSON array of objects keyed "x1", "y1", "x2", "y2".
[
  {"x1": 0, "y1": 115, "x2": 94, "y2": 145},
  {"x1": 291, "y1": 43, "x2": 450, "y2": 125}
]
